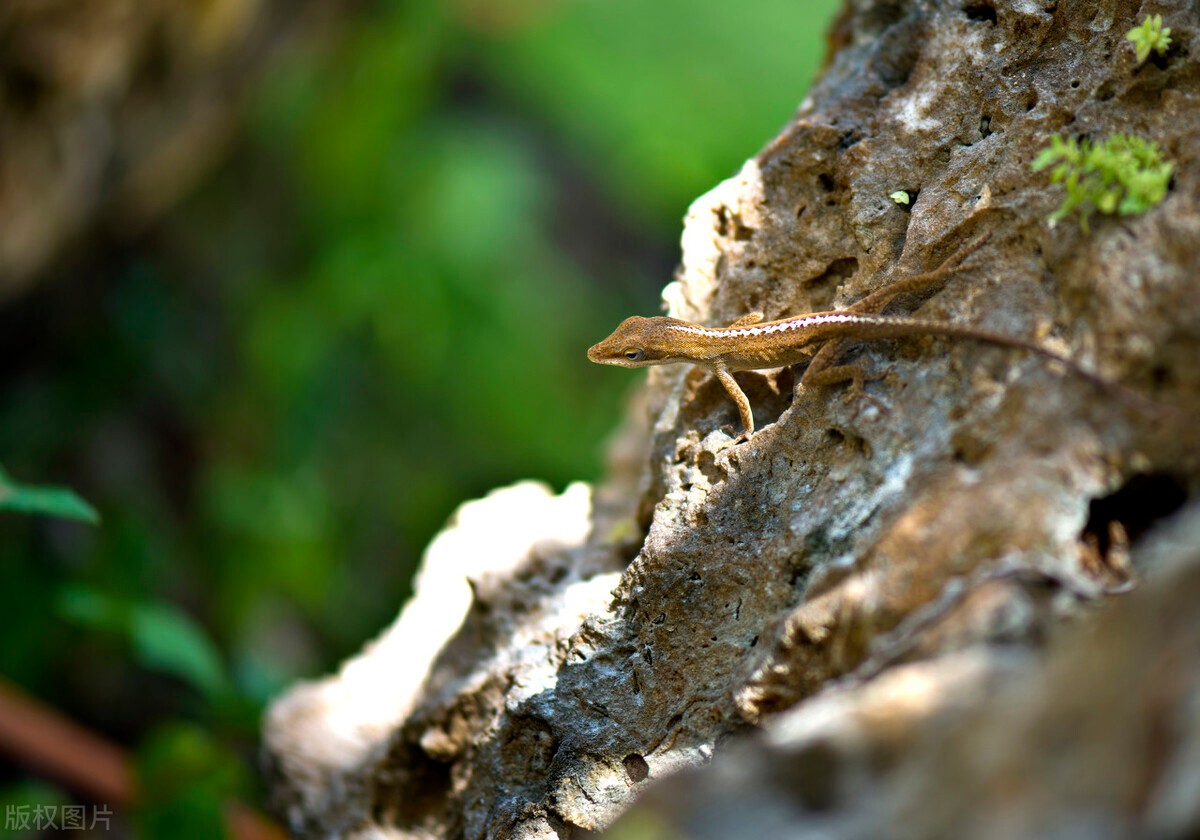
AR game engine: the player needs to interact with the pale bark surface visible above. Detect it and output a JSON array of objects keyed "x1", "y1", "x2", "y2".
[{"x1": 264, "y1": 1, "x2": 1200, "y2": 837}]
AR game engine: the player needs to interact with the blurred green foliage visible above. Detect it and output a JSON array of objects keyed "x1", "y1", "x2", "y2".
[
  {"x1": 0, "y1": 465, "x2": 99, "y2": 523},
  {"x1": 134, "y1": 723, "x2": 248, "y2": 840},
  {"x1": 0, "y1": 0, "x2": 838, "y2": 832},
  {"x1": 1032, "y1": 133, "x2": 1174, "y2": 230},
  {"x1": 57, "y1": 585, "x2": 233, "y2": 704}
]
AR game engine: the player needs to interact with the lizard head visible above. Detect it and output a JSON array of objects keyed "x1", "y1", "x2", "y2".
[{"x1": 587, "y1": 316, "x2": 697, "y2": 368}]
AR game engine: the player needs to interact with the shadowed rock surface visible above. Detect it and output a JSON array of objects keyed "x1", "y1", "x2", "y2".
[
  {"x1": 608, "y1": 503, "x2": 1200, "y2": 840},
  {"x1": 264, "y1": 0, "x2": 1200, "y2": 836}
]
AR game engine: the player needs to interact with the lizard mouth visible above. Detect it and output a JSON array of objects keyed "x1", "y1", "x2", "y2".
[
  {"x1": 587, "y1": 342, "x2": 627, "y2": 365},
  {"x1": 587, "y1": 344, "x2": 642, "y2": 367}
]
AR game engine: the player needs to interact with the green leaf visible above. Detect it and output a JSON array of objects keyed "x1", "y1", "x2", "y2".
[
  {"x1": 130, "y1": 603, "x2": 230, "y2": 701},
  {"x1": 0, "y1": 465, "x2": 99, "y2": 524},
  {"x1": 1126, "y1": 14, "x2": 1172, "y2": 65},
  {"x1": 57, "y1": 584, "x2": 231, "y2": 700}
]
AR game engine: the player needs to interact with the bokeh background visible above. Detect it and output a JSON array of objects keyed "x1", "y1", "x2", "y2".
[{"x1": 0, "y1": 0, "x2": 838, "y2": 835}]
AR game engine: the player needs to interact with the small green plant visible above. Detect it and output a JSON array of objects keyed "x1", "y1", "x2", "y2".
[
  {"x1": 890, "y1": 190, "x2": 911, "y2": 205},
  {"x1": 1126, "y1": 14, "x2": 1172, "y2": 65},
  {"x1": 1031, "y1": 133, "x2": 1173, "y2": 230}
]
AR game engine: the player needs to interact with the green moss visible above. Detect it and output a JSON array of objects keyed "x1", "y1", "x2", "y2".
[
  {"x1": 1126, "y1": 14, "x2": 1172, "y2": 65},
  {"x1": 1031, "y1": 134, "x2": 1173, "y2": 230}
]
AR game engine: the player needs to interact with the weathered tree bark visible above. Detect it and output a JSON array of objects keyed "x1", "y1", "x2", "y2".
[{"x1": 264, "y1": 1, "x2": 1200, "y2": 837}]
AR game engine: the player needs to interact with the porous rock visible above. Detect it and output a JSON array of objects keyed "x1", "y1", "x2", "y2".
[
  {"x1": 608, "y1": 503, "x2": 1200, "y2": 840},
  {"x1": 264, "y1": 0, "x2": 1200, "y2": 836}
]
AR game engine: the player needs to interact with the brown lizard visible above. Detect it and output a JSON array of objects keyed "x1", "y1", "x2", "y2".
[{"x1": 587, "y1": 237, "x2": 1136, "y2": 437}]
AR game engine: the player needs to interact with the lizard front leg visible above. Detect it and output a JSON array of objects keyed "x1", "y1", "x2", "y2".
[{"x1": 713, "y1": 367, "x2": 755, "y2": 437}]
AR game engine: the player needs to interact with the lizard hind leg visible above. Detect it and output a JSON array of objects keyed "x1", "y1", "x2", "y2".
[
  {"x1": 794, "y1": 348, "x2": 887, "y2": 411},
  {"x1": 846, "y1": 231, "x2": 993, "y2": 315},
  {"x1": 801, "y1": 363, "x2": 885, "y2": 394}
]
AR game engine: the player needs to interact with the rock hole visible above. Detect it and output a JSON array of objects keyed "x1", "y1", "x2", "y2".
[
  {"x1": 809, "y1": 257, "x2": 860, "y2": 298},
  {"x1": 1024, "y1": 90, "x2": 1039, "y2": 112},
  {"x1": 731, "y1": 213, "x2": 755, "y2": 241},
  {"x1": 776, "y1": 366, "x2": 796, "y2": 401},
  {"x1": 893, "y1": 188, "x2": 918, "y2": 213},
  {"x1": 714, "y1": 206, "x2": 729, "y2": 236},
  {"x1": 818, "y1": 173, "x2": 836, "y2": 192},
  {"x1": 698, "y1": 450, "x2": 726, "y2": 485},
  {"x1": 375, "y1": 741, "x2": 454, "y2": 826},
  {"x1": 1070, "y1": 79, "x2": 1081, "y2": 89},
  {"x1": 874, "y1": 18, "x2": 922, "y2": 89},
  {"x1": 790, "y1": 562, "x2": 812, "y2": 589},
  {"x1": 859, "y1": 0, "x2": 907, "y2": 35},
  {"x1": 950, "y1": 428, "x2": 991, "y2": 466},
  {"x1": 838, "y1": 129, "x2": 864, "y2": 151},
  {"x1": 1097, "y1": 82, "x2": 1117, "y2": 102},
  {"x1": 826, "y1": 426, "x2": 871, "y2": 457},
  {"x1": 1083, "y1": 473, "x2": 1188, "y2": 557},
  {"x1": 963, "y1": 1, "x2": 997, "y2": 23},
  {"x1": 980, "y1": 115, "x2": 993, "y2": 138},
  {"x1": 749, "y1": 635, "x2": 759, "y2": 648},
  {"x1": 623, "y1": 754, "x2": 650, "y2": 783}
]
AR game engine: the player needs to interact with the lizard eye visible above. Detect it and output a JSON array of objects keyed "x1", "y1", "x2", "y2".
[{"x1": 623, "y1": 348, "x2": 644, "y2": 362}]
